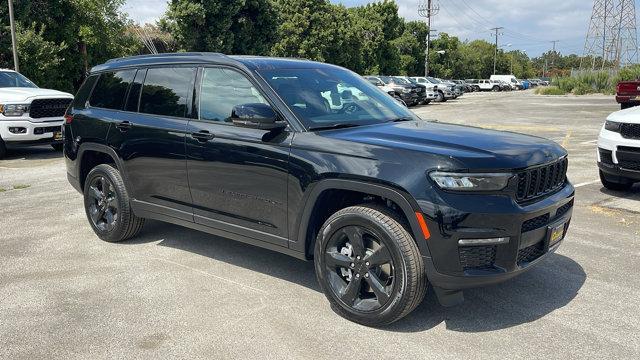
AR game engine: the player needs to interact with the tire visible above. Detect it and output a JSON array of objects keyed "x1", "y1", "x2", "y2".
[
  {"x1": 0, "y1": 137, "x2": 6, "y2": 159},
  {"x1": 621, "y1": 103, "x2": 634, "y2": 110},
  {"x1": 492, "y1": 86, "x2": 500, "y2": 92},
  {"x1": 600, "y1": 170, "x2": 634, "y2": 191},
  {"x1": 314, "y1": 205, "x2": 426, "y2": 327},
  {"x1": 434, "y1": 91, "x2": 445, "y2": 102},
  {"x1": 51, "y1": 143, "x2": 63, "y2": 151},
  {"x1": 84, "y1": 164, "x2": 144, "y2": 242}
]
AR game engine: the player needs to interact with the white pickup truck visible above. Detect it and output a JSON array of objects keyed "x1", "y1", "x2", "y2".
[
  {"x1": 0, "y1": 69, "x2": 74, "y2": 159},
  {"x1": 598, "y1": 105, "x2": 640, "y2": 190}
]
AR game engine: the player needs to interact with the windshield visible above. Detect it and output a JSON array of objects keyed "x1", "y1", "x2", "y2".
[
  {"x1": 392, "y1": 77, "x2": 410, "y2": 85},
  {"x1": 0, "y1": 71, "x2": 38, "y2": 88},
  {"x1": 258, "y1": 67, "x2": 417, "y2": 130},
  {"x1": 426, "y1": 77, "x2": 440, "y2": 84}
]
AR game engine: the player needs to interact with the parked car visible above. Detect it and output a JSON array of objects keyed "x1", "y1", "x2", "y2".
[
  {"x1": 364, "y1": 76, "x2": 406, "y2": 105},
  {"x1": 391, "y1": 76, "x2": 428, "y2": 105},
  {"x1": 0, "y1": 69, "x2": 74, "y2": 158},
  {"x1": 453, "y1": 80, "x2": 474, "y2": 92},
  {"x1": 411, "y1": 77, "x2": 455, "y2": 102},
  {"x1": 428, "y1": 77, "x2": 459, "y2": 99},
  {"x1": 615, "y1": 80, "x2": 640, "y2": 110},
  {"x1": 441, "y1": 79, "x2": 465, "y2": 97},
  {"x1": 527, "y1": 79, "x2": 540, "y2": 87},
  {"x1": 490, "y1": 75, "x2": 521, "y2": 90},
  {"x1": 519, "y1": 79, "x2": 530, "y2": 90},
  {"x1": 365, "y1": 76, "x2": 418, "y2": 106},
  {"x1": 474, "y1": 79, "x2": 501, "y2": 91},
  {"x1": 465, "y1": 79, "x2": 482, "y2": 92},
  {"x1": 494, "y1": 80, "x2": 511, "y2": 91},
  {"x1": 597, "y1": 106, "x2": 640, "y2": 190},
  {"x1": 65, "y1": 53, "x2": 574, "y2": 326},
  {"x1": 396, "y1": 76, "x2": 436, "y2": 105}
]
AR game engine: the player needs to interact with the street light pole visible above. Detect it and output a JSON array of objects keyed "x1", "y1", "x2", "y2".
[
  {"x1": 7, "y1": 0, "x2": 19, "y2": 72},
  {"x1": 491, "y1": 27, "x2": 504, "y2": 75}
]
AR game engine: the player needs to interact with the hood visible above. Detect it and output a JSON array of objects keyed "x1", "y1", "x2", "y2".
[
  {"x1": 607, "y1": 106, "x2": 640, "y2": 124},
  {"x1": 320, "y1": 120, "x2": 567, "y2": 170},
  {"x1": 0, "y1": 87, "x2": 73, "y2": 103}
]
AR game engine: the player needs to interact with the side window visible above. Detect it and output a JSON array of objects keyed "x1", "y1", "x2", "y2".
[
  {"x1": 199, "y1": 67, "x2": 267, "y2": 123},
  {"x1": 139, "y1": 67, "x2": 196, "y2": 118},
  {"x1": 89, "y1": 70, "x2": 136, "y2": 110},
  {"x1": 73, "y1": 75, "x2": 99, "y2": 108},
  {"x1": 125, "y1": 69, "x2": 146, "y2": 112}
]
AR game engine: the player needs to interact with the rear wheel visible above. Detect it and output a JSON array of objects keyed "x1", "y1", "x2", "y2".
[
  {"x1": 621, "y1": 103, "x2": 633, "y2": 110},
  {"x1": 314, "y1": 205, "x2": 426, "y2": 326},
  {"x1": 434, "y1": 91, "x2": 445, "y2": 102},
  {"x1": 84, "y1": 164, "x2": 144, "y2": 242},
  {"x1": 600, "y1": 170, "x2": 634, "y2": 191},
  {"x1": 492, "y1": 85, "x2": 501, "y2": 92}
]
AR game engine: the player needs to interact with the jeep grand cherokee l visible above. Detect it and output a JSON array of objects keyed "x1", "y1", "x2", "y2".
[
  {"x1": 0, "y1": 69, "x2": 73, "y2": 158},
  {"x1": 65, "y1": 53, "x2": 574, "y2": 326}
]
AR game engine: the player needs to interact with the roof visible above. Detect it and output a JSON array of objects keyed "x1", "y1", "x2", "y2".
[
  {"x1": 91, "y1": 52, "x2": 342, "y2": 73},
  {"x1": 0, "y1": 68, "x2": 16, "y2": 72}
]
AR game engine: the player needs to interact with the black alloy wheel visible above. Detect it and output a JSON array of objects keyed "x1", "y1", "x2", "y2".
[
  {"x1": 315, "y1": 205, "x2": 426, "y2": 326},
  {"x1": 87, "y1": 175, "x2": 119, "y2": 232},
  {"x1": 83, "y1": 164, "x2": 144, "y2": 242},
  {"x1": 323, "y1": 225, "x2": 395, "y2": 312}
]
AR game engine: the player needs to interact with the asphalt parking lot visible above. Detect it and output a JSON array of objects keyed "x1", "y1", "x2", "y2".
[{"x1": 1, "y1": 90, "x2": 639, "y2": 359}]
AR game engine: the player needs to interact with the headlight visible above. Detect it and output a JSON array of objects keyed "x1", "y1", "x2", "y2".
[
  {"x1": 1, "y1": 104, "x2": 29, "y2": 117},
  {"x1": 604, "y1": 120, "x2": 621, "y2": 133},
  {"x1": 429, "y1": 172, "x2": 513, "y2": 191}
]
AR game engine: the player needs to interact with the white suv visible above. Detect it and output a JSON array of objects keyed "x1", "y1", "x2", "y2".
[
  {"x1": 597, "y1": 106, "x2": 640, "y2": 190},
  {"x1": 0, "y1": 69, "x2": 73, "y2": 158}
]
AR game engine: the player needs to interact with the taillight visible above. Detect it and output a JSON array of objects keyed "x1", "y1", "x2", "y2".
[
  {"x1": 616, "y1": 84, "x2": 621, "y2": 93},
  {"x1": 64, "y1": 114, "x2": 73, "y2": 124}
]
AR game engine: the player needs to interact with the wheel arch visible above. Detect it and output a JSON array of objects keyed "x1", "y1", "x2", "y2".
[
  {"x1": 77, "y1": 142, "x2": 128, "y2": 191},
  {"x1": 294, "y1": 179, "x2": 431, "y2": 260}
]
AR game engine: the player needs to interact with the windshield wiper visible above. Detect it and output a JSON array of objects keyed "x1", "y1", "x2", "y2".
[{"x1": 309, "y1": 123, "x2": 361, "y2": 131}]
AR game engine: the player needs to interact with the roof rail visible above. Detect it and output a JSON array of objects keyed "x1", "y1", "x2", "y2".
[{"x1": 105, "y1": 52, "x2": 225, "y2": 64}]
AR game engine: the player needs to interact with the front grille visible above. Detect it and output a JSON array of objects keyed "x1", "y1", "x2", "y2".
[
  {"x1": 617, "y1": 146, "x2": 640, "y2": 170},
  {"x1": 599, "y1": 148, "x2": 614, "y2": 165},
  {"x1": 516, "y1": 158, "x2": 568, "y2": 202},
  {"x1": 29, "y1": 98, "x2": 71, "y2": 119},
  {"x1": 522, "y1": 213, "x2": 550, "y2": 233},
  {"x1": 33, "y1": 125, "x2": 61, "y2": 135},
  {"x1": 620, "y1": 123, "x2": 640, "y2": 140},
  {"x1": 618, "y1": 161, "x2": 640, "y2": 171},
  {"x1": 459, "y1": 245, "x2": 496, "y2": 270},
  {"x1": 518, "y1": 241, "x2": 545, "y2": 265}
]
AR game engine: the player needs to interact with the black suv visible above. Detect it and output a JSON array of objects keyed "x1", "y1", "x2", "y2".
[{"x1": 64, "y1": 53, "x2": 574, "y2": 326}]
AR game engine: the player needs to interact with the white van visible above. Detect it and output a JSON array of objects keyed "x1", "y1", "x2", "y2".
[{"x1": 490, "y1": 75, "x2": 521, "y2": 90}]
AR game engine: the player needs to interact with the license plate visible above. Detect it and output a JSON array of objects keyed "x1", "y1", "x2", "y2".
[
  {"x1": 53, "y1": 131, "x2": 62, "y2": 140},
  {"x1": 632, "y1": 96, "x2": 640, "y2": 101},
  {"x1": 548, "y1": 223, "x2": 566, "y2": 246}
]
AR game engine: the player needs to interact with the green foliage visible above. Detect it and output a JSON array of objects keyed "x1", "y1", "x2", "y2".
[
  {"x1": 613, "y1": 64, "x2": 640, "y2": 83},
  {"x1": 161, "y1": 0, "x2": 278, "y2": 55},
  {"x1": 15, "y1": 23, "x2": 68, "y2": 90},
  {"x1": 535, "y1": 86, "x2": 567, "y2": 95}
]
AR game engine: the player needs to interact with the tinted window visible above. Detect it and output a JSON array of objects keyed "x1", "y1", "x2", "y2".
[
  {"x1": 199, "y1": 68, "x2": 267, "y2": 123},
  {"x1": 73, "y1": 75, "x2": 99, "y2": 108},
  {"x1": 89, "y1": 70, "x2": 135, "y2": 110},
  {"x1": 125, "y1": 69, "x2": 146, "y2": 112},
  {"x1": 140, "y1": 67, "x2": 196, "y2": 118},
  {"x1": 0, "y1": 71, "x2": 38, "y2": 88}
]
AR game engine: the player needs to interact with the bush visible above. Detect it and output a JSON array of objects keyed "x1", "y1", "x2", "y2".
[
  {"x1": 572, "y1": 83, "x2": 593, "y2": 95},
  {"x1": 536, "y1": 86, "x2": 567, "y2": 95}
]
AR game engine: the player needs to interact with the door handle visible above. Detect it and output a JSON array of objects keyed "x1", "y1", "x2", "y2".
[
  {"x1": 116, "y1": 121, "x2": 132, "y2": 132},
  {"x1": 191, "y1": 130, "x2": 215, "y2": 142}
]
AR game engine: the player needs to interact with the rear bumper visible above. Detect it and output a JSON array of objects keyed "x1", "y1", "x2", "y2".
[
  {"x1": 418, "y1": 183, "x2": 574, "y2": 291},
  {"x1": 616, "y1": 95, "x2": 639, "y2": 104}
]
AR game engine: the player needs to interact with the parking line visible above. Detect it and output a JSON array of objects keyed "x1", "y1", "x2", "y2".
[
  {"x1": 574, "y1": 179, "x2": 600, "y2": 188},
  {"x1": 561, "y1": 130, "x2": 573, "y2": 148}
]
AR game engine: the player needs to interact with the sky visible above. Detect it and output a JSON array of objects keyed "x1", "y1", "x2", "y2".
[{"x1": 122, "y1": 0, "x2": 640, "y2": 57}]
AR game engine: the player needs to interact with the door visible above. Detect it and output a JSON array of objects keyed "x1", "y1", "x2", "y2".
[
  {"x1": 186, "y1": 67, "x2": 291, "y2": 246},
  {"x1": 106, "y1": 67, "x2": 197, "y2": 221}
]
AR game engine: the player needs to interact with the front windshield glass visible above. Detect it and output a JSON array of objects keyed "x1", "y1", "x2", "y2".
[
  {"x1": 426, "y1": 77, "x2": 440, "y2": 84},
  {"x1": 258, "y1": 68, "x2": 417, "y2": 130},
  {"x1": 393, "y1": 77, "x2": 410, "y2": 85},
  {"x1": 0, "y1": 71, "x2": 38, "y2": 88}
]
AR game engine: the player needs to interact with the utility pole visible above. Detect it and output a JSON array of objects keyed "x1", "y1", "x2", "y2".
[
  {"x1": 491, "y1": 27, "x2": 504, "y2": 75},
  {"x1": 418, "y1": 0, "x2": 439, "y2": 77},
  {"x1": 7, "y1": 0, "x2": 19, "y2": 72}
]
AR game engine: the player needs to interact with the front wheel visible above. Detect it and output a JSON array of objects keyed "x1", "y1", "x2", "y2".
[
  {"x1": 434, "y1": 91, "x2": 445, "y2": 102},
  {"x1": 492, "y1": 86, "x2": 500, "y2": 92},
  {"x1": 84, "y1": 164, "x2": 145, "y2": 242},
  {"x1": 314, "y1": 205, "x2": 426, "y2": 326},
  {"x1": 600, "y1": 170, "x2": 634, "y2": 191},
  {"x1": 0, "y1": 138, "x2": 6, "y2": 159}
]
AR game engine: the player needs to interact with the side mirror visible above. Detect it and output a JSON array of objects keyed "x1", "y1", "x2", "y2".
[{"x1": 231, "y1": 103, "x2": 286, "y2": 130}]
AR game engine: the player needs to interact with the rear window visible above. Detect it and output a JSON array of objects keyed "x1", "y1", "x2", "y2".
[
  {"x1": 89, "y1": 70, "x2": 136, "y2": 110},
  {"x1": 73, "y1": 75, "x2": 99, "y2": 108},
  {"x1": 139, "y1": 67, "x2": 196, "y2": 118}
]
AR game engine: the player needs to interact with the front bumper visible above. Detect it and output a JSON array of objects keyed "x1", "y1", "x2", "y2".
[
  {"x1": 418, "y1": 183, "x2": 574, "y2": 290},
  {"x1": 598, "y1": 127, "x2": 640, "y2": 180},
  {"x1": 0, "y1": 117, "x2": 63, "y2": 144}
]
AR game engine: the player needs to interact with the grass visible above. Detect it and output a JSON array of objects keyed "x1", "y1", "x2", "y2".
[
  {"x1": 541, "y1": 64, "x2": 640, "y2": 96},
  {"x1": 12, "y1": 184, "x2": 31, "y2": 190},
  {"x1": 0, "y1": 188, "x2": 6, "y2": 193}
]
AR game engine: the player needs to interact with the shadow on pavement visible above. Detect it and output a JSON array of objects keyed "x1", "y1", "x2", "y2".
[
  {"x1": 2, "y1": 146, "x2": 62, "y2": 161},
  {"x1": 128, "y1": 220, "x2": 586, "y2": 333}
]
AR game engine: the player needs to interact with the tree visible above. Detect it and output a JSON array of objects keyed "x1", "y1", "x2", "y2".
[
  {"x1": 161, "y1": 0, "x2": 278, "y2": 55},
  {"x1": 15, "y1": 23, "x2": 67, "y2": 89},
  {"x1": 393, "y1": 21, "x2": 428, "y2": 76}
]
